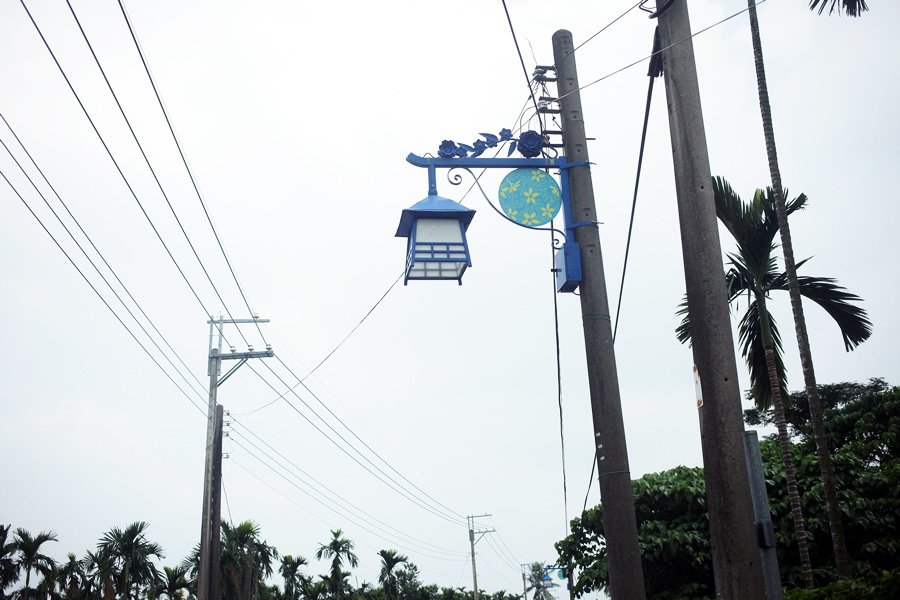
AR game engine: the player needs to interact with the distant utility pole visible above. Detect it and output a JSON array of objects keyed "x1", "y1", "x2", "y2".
[
  {"x1": 551, "y1": 30, "x2": 647, "y2": 600},
  {"x1": 521, "y1": 564, "x2": 529, "y2": 600},
  {"x1": 467, "y1": 515, "x2": 494, "y2": 600},
  {"x1": 197, "y1": 316, "x2": 274, "y2": 600},
  {"x1": 655, "y1": 1, "x2": 766, "y2": 597}
]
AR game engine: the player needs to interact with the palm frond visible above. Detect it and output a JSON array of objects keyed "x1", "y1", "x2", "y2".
[
  {"x1": 808, "y1": 0, "x2": 869, "y2": 17},
  {"x1": 675, "y1": 295, "x2": 691, "y2": 345},
  {"x1": 769, "y1": 274, "x2": 873, "y2": 351},
  {"x1": 736, "y1": 299, "x2": 787, "y2": 410}
]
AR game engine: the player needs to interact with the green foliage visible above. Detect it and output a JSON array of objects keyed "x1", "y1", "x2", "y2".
[
  {"x1": 556, "y1": 466, "x2": 713, "y2": 599},
  {"x1": 783, "y1": 568, "x2": 900, "y2": 600},
  {"x1": 557, "y1": 381, "x2": 900, "y2": 596}
]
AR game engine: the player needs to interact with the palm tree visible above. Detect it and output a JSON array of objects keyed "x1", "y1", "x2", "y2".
[
  {"x1": 57, "y1": 554, "x2": 86, "y2": 600},
  {"x1": 12, "y1": 529, "x2": 58, "y2": 600},
  {"x1": 524, "y1": 564, "x2": 552, "y2": 600},
  {"x1": 81, "y1": 549, "x2": 114, "y2": 600},
  {"x1": 314, "y1": 531, "x2": 357, "y2": 600},
  {"x1": 153, "y1": 566, "x2": 193, "y2": 600},
  {"x1": 1, "y1": 525, "x2": 20, "y2": 600},
  {"x1": 376, "y1": 551, "x2": 407, "y2": 600},
  {"x1": 278, "y1": 556, "x2": 307, "y2": 600},
  {"x1": 96, "y1": 522, "x2": 164, "y2": 600},
  {"x1": 676, "y1": 178, "x2": 871, "y2": 586},
  {"x1": 218, "y1": 521, "x2": 278, "y2": 600},
  {"x1": 746, "y1": 0, "x2": 869, "y2": 578}
]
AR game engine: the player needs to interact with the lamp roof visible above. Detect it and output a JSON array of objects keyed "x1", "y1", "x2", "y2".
[{"x1": 395, "y1": 194, "x2": 476, "y2": 238}]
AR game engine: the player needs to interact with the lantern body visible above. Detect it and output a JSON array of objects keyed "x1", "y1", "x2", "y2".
[{"x1": 396, "y1": 195, "x2": 475, "y2": 285}]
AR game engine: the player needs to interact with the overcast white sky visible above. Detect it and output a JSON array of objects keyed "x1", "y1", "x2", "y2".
[{"x1": 2, "y1": 0, "x2": 898, "y2": 597}]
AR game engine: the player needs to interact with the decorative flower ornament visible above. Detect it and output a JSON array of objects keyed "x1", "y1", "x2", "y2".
[{"x1": 435, "y1": 129, "x2": 545, "y2": 159}]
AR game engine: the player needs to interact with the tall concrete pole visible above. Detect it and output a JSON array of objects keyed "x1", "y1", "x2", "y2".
[
  {"x1": 656, "y1": 1, "x2": 766, "y2": 597},
  {"x1": 468, "y1": 518, "x2": 480, "y2": 600},
  {"x1": 744, "y1": 431, "x2": 783, "y2": 600},
  {"x1": 552, "y1": 30, "x2": 646, "y2": 600},
  {"x1": 198, "y1": 349, "x2": 219, "y2": 600}
]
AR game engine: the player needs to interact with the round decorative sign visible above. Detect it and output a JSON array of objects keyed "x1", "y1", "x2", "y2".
[{"x1": 498, "y1": 168, "x2": 561, "y2": 226}]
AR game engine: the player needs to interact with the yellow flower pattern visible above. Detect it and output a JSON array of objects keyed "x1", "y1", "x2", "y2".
[{"x1": 497, "y1": 168, "x2": 562, "y2": 227}]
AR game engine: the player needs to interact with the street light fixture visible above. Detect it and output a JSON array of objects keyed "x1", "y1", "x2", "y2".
[{"x1": 394, "y1": 193, "x2": 475, "y2": 285}]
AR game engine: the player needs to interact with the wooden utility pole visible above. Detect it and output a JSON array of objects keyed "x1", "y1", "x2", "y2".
[
  {"x1": 552, "y1": 30, "x2": 647, "y2": 600},
  {"x1": 656, "y1": 1, "x2": 766, "y2": 597}
]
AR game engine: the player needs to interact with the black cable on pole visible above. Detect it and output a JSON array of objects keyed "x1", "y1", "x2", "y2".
[
  {"x1": 549, "y1": 228, "x2": 570, "y2": 533},
  {"x1": 62, "y1": 0, "x2": 250, "y2": 347},
  {"x1": 501, "y1": 0, "x2": 543, "y2": 130},
  {"x1": 115, "y1": 0, "x2": 268, "y2": 346},
  {"x1": 613, "y1": 27, "x2": 663, "y2": 343}
]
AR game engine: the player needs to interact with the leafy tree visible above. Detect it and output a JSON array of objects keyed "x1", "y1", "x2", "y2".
[
  {"x1": 12, "y1": 529, "x2": 58, "y2": 600},
  {"x1": 96, "y1": 522, "x2": 164, "y2": 600},
  {"x1": 393, "y1": 564, "x2": 422, "y2": 600},
  {"x1": 314, "y1": 531, "x2": 357, "y2": 600},
  {"x1": 557, "y1": 380, "x2": 899, "y2": 596},
  {"x1": 221, "y1": 521, "x2": 278, "y2": 600},
  {"x1": 676, "y1": 177, "x2": 871, "y2": 586},
  {"x1": 745, "y1": 0, "x2": 870, "y2": 577},
  {"x1": 57, "y1": 554, "x2": 86, "y2": 600},
  {"x1": 376, "y1": 551, "x2": 407, "y2": 600},
  {"x1": 1, "y1": 525, "x2": 20, "y2": 600},
  {"x1": 524, "y1": 564, "x2": 552, "y2": 600}
]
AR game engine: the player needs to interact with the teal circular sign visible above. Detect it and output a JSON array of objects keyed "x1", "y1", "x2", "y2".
[{"x1": 498, "y1": 168, "x2": 561, "y2": 226}]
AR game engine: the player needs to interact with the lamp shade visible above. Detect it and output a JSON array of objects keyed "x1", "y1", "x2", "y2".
[{"x1": 395, "y1": 195, "x2": 475, "y2": 285}]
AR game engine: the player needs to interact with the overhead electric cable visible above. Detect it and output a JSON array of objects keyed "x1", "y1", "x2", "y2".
[
  {"x1": 228, "y1": 435, "x2": 466, "y2": 561},
  {"x1": 114, "y1": 0, "x2": 267, "y2": 345},
  {"x1": 274, "y1": 355, "x2": 467, "y2": 521},
  {"x1": 62, "y1": 0, "x2": 252, "y2": 346},
  {"x1": 0, "y1": 131, "x2": 208, "y2": 407},
  {"x1": 548, "y1": 230, "x2": 570, "y2": 533},
  {"x1": 0, "y1": 168, "x2": 206, "y2": 417},
  {"x1": 555, "y1": 0, "x2": 769, "y2": 103},
  {"x1": 19, "y1": 0, "x2": 218, "y2": 324},
  {"x1": 483, "y1": 533, "x2": 519, "y2": 571},
  {"x1": 245, "y1": 361, "x2": 465, "y2": 526},
  {"x1": 500, "y1": 0, "x2": 543, "y2": 130},
  {"x1": 572, "y1": 1, "x2": 645, "y2": 54},
  {"x1": 493, "y1": 529, "x2": 521, "y2": 566},
  {"x1": 227, "y1": 424, "x2": 466, "y2": 558}
]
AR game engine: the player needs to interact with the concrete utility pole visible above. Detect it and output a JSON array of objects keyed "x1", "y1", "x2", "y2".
[
  {"x1": 655, "y1": 1, "x2": 766, "y2": 597},
  {"x1": 521, "y1": 564, "x2": 529, "y2": 600},
  {"x1": 467, "y1": 515, "x2": 494, "y2": 600},
  {"x1": 198, "y1": 317, "x2": 274, "y2": 600},
  {"x1": 552, "y1": 30, "x2": 647, "y2": 600},
  {"x1": 744, "y1": 431, "x2": 783, "y2": 599}
]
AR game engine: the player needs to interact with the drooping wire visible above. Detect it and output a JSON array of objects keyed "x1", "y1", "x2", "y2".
[
  {"x1": 500, "y1": 0, "x2": 544, "y2": 131},
  {"x1": 114, "y1": 0, "x2": 267, "y2": 346},
  {"x1": 245, "y1": 360, "x2": 465, "y2": 526},
  {"x1": 0, "y1": 168, "x2": 207, "y2": 417},
  {"x1": 18, "y1": 0, "x2": 217, "y2": 324},
  {"x1": 0, "y1": 114, "x2": 210, "y2": 402},
  {"x1": 584, "y1": 27, "x2": 663, "y2": 515},
  {"x1": 272, "y1": 355, "x2": 467, "y2": 521},
  {"x1": 549, "y1": 226, "x2": 570, "y2": 533},
  {"x1": 613, "y1": 28, "x2": 662, "y2": 343},
  {"x1": 227, "y1": 419, "x2": 466, "y2": 558},
  {"x1": 61, "y1": 0, "x2": 251, "y2": 347},
  {"x1": 572, "y1": 1, "x2": 645, "y2": 54},
  {"x1": 555, "y1": 0, "x2": 769, "y2": 104}
]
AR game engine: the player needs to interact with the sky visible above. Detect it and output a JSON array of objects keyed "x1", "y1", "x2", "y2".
[{"x1": 2, "y1": 0, "x2": 898, "y2": 597}]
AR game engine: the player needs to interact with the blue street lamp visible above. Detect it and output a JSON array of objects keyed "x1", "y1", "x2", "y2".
[{"x1": 395, "y1": 129, "x2": 590, "y2": 292}]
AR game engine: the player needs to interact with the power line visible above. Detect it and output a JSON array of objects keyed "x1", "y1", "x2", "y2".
[
  {"x1": 274, "y1": 355, "x2": 468, "y2": 521},
  {"x1": 0, "y1": 167, "x2": 206, "y2": 417},
  {"x1": 244, "y1": 360, "x2": 465, "y2": 527},
  {"x1": 114, "y1": 0, "x2": 268, "y2": 346},
  {"x1": 0, "y1": 112, "x2": 210, "y2": 405},
  {"x1": 226, "y1": 420, "x2": 467, "y2": 558},
  {"x1": 62, "y1": 0, "x2": 252, "y2": 347},
  {"x1": 556, "y1": 0, "x2": 769, "y2": 103},
  {"x1": 573, "y1": 1, "x2": 645, "y2": 55},
  {"x1": 227, "y1": 435, "x2": 467, "y2": 561},
  {"x1": 18, "y1": 0, "x2": 218, "y2": 324},
  {"x1": 500, "y1": 0, "x2": 543, "y2": 131}
]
